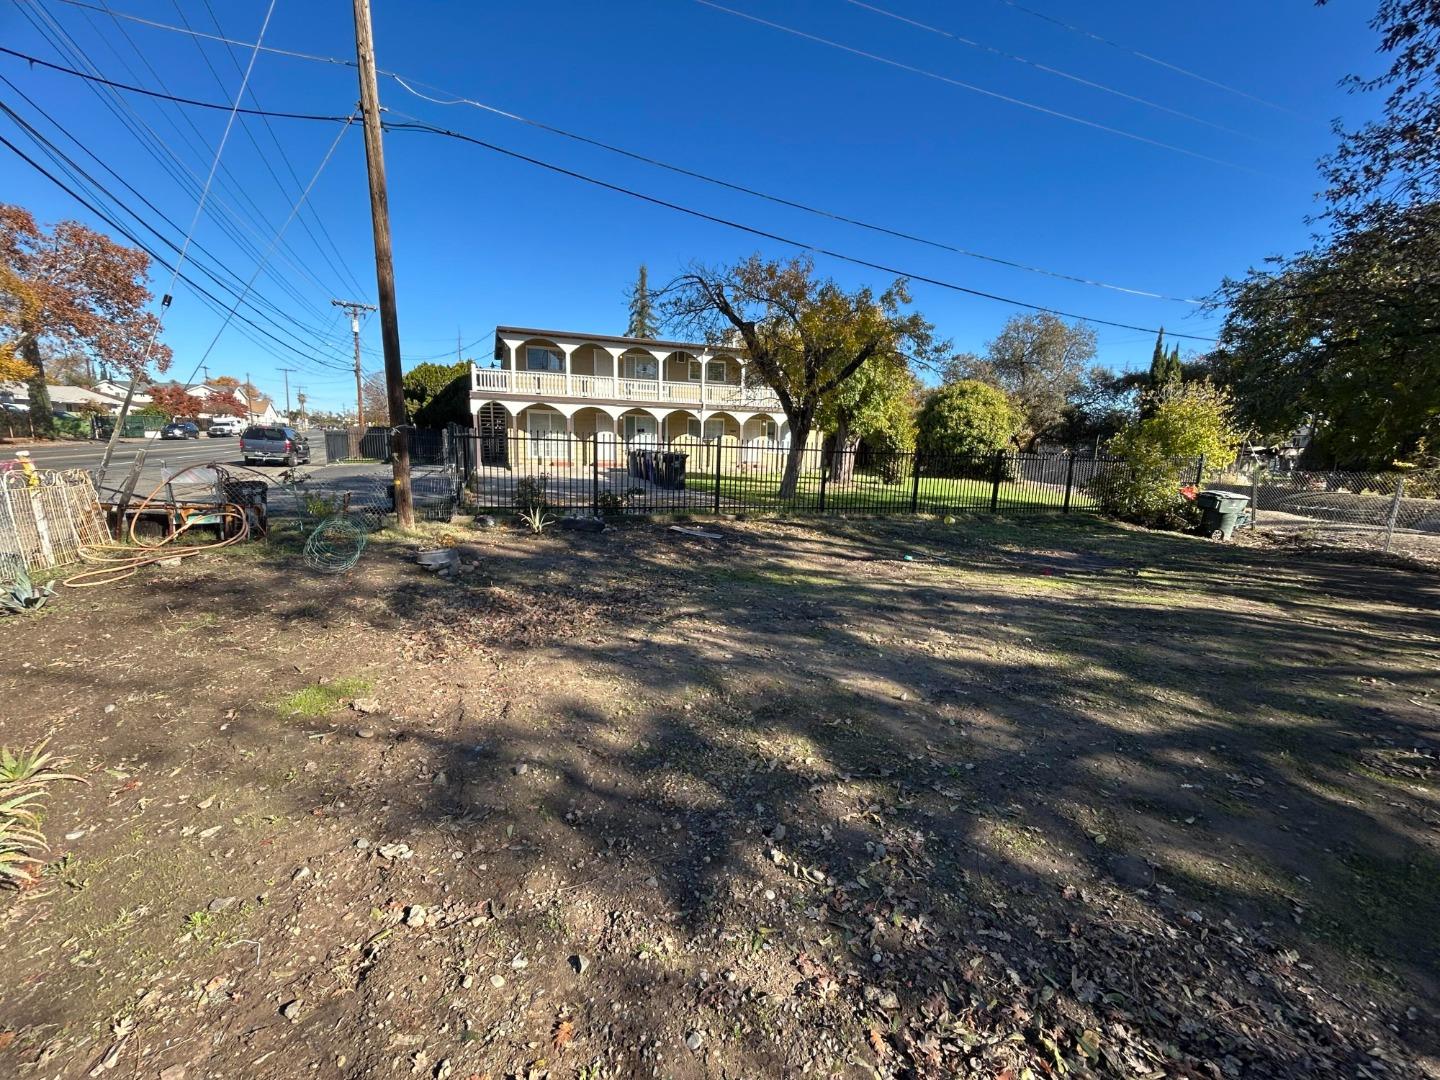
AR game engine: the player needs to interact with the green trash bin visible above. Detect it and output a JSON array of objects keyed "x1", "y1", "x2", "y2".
[{"x1": 1196, "y1": 490, "x2": 1250, "y2": 540}]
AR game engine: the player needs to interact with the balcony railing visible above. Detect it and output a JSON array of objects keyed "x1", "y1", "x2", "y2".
[{"x1": 472, "y1": 367, "x2": 781, "y2": 411}]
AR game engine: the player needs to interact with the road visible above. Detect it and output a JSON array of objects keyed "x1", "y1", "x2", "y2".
[
  {"x1": 4, "y1": 433, "x2": 328, "y2": 495},
  {"x1": 3, "y1": 433, "x2": 457, "y2": 519}
]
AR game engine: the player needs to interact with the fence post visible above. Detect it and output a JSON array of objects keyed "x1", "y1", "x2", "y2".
[
  {"x1": 818, "y1": 453, "x2": 829, "y2": 513},
  {"x1": 1062, "y1": 452, "x2": 1076, "y2": 513},
  {"x1": 713, "y1": 441, "x2": 722, "y2": 515},
  {"x1": 909, "y1": 450, "x2": 922, "y2": 514},
  {"x1": 1382, "y1": 475, "x2": 1405, "y2": 554},
  {"x1": 1194, "y1": 454, "x2": 1206, "y2": 486},
  {"x1": 989, "y1": 451, "x2": 1003, "y2": 512},
  {"x1": 591, "y1": 442, "x2": 599, "y2": 516},
  {"x1": 1250, "y1": 469, "x2": 1259, "y2": 529}
]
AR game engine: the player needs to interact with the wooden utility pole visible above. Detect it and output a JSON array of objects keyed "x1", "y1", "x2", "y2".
[
  {"x1": 331, "y1": 298, "x2": 374, "y2": 428},
  {"x1": 277, "y1": 366, "x2": 295, "y2": 421},
  {"x1": 351, "y1": 0, "x2": 413, "y2": 527}
]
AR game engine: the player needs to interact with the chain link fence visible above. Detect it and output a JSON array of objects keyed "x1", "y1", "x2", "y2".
[{"x1": 1212, "y1": 466, "x2": 1440, "y2": 559}]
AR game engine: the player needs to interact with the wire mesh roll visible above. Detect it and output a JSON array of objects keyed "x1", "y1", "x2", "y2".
[{"x1": 303, "y1": 516, "x2": 367, "y2": 573}]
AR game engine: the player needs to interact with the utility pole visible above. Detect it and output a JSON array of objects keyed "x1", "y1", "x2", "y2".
[
  {"x1": 331, "y1": 298, "x2": 375, "y2": 428},
  {"x1": 277, "y1": 367, "x2": 295, "y2": 421},
  {"x1": 352, "y1": 0, "x2": 414, "y2": 527},
  {"x1": 244, "y1": 370, "x2": 253, "y2": 421}
]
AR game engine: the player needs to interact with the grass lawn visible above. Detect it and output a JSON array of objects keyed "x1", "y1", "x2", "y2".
[
  {"x1": 685, "y1": 468, "x2": 1096, "y2": 513},
  {"x1": 1, "y1": 515, "x2": 1437, "y2": 1078}
]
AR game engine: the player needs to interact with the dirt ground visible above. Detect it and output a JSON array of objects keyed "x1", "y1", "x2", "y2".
[{"x1": 1, "y1": 513, "x2": 1438, "y2": 1080}]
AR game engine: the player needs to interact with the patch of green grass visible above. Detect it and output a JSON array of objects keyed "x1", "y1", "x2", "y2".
[{"x1": 277, "y1": 676, "x2": 373, "y2": 717}]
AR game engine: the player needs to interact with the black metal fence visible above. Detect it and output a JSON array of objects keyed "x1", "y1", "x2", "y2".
[
  {"x1": 322, "y1": 426, "x2": 451, "y2": 465},
  {"x1": 452, "y1": 433, "x2": 1173, "y2": 519}
]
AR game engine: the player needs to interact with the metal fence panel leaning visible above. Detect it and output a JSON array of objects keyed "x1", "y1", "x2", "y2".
[
  {"x1": 453, "y1": 433, "x2": 1140, "y2": 519},
  {"x1": 0, "y1": 469, "x2": 110, "y2": 584}
]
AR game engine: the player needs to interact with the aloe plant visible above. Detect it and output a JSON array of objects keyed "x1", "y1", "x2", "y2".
[
  {"x1": 0, "y1": 566, "x2": 55, "y2": 615},
  {"x1": 517, "y1": 504, "x2": 556, "y2": 535},
  {"x1": 0, "y1": 741, "x2": 84, "y2": 889}
]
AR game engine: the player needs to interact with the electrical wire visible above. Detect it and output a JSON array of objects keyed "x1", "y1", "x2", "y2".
[
  {"x1": 692, "y1": 0, "x2": 1265, "y2": 176},
  {"x1": 391, "y1": 74, "x2": 1200, "y2": 304},
  {"x1": 5, "y1": 9, "x2": 359, "y2": 333},
  {"x1": 182, "y1": 113, "x2": 358, "y2": 386},
  {"x1": 841, "y1": 0, "x2": 1258, "y2": 140},
  {"x1": 384, "y1": 118, "x2": 1218, "y2": 341},
  {"x1": 990, "y1": 0, "x2": 1297, "y2": 115},
  {"x1": 0, "y1": 44, "x2": 346, "y2": 120},
  {"x1": 0, "y1": 43, "x2": 1202, "y2": 306},
  {"x1": 0, "y1": 88, "x2": 361, "y2": 375}
]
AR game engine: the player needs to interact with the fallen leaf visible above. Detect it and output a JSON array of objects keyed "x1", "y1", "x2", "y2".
[
  {"x1": 867, "y1": 1027, "x2": 889, "y2": 1058},
  {"x1": 553, "y1": 1017, "x2": 574, "y2": 1050}
]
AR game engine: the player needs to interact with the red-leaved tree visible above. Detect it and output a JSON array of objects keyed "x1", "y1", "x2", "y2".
[
  {"x1": 0, "y1": 204, "x2": 171, "y2": 437},
  {"x1": 148, "y1": 384, "x2": 201, "y2": 419},
  {"x1": 206, "y1": 389, "x2": 246, "y2": 417}
]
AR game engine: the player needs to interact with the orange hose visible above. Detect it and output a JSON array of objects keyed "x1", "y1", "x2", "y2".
[{"x1": 62, "y1": 463, "x2": 262, "y2": 588}]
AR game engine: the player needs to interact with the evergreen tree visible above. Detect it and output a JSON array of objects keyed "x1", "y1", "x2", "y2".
[
  {"x1": 1166, "y1": 344, "x2": 1183, "y2": 385},
  {"x1": 625, "y1": 265, "x2": 657, "y2": 339}
]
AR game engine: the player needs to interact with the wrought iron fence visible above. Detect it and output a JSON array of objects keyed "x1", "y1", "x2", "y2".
[{"x1": 452, "y1": 433, "x2": 1164, "y2": 520}]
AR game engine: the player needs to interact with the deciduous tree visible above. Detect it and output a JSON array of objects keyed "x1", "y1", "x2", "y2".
[
  {"x1": 661, "y1": 255, "x2": 942, "y2": 497},
  {"x1": 206, "y1": 389, "x2": 246, "y2": 417},
  {"x1": 914, "y1": 380, "x2": 1019, "y2": 475},
  {"x1": 0, "y1": 204, "x2": 170, "y2": 436},
  {"x1": 148, "y1": 384, "x2": 201, "y2": 419},
  {"x1": 946, "y1": 314, "x2": 1094, "y2": 449}
]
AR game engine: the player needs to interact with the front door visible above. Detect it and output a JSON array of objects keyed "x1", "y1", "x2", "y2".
[{"x1": 623, "y1": 414, "x2": 656, "y2": 442}]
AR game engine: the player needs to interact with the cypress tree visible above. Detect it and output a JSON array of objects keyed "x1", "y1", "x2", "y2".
[{"x1": 625, "y1": 265, "x2": 658, "y2": 339}]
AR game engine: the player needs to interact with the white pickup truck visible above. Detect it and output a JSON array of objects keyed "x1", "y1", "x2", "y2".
[{"x1": 207, "y1": 417, "x2": 244, "y2": 437}]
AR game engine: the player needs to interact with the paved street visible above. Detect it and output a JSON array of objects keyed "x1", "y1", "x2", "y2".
[
  {"x1": 2, "y1": 432, "x2": 457, "y2": 520},
  {"x1": 3, "y1": 430, "x2": 332, "y2": 491}
]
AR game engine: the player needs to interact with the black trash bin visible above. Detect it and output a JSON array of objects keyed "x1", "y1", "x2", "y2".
[
  {"x1": 1196, "y1": 490, "x2": 1250, "y2": 540},
  {"x1": 666, "y1": 451, "x2": 688, "y2": 490}
]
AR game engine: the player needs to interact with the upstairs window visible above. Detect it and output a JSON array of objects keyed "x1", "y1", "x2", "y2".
[
  {"x1": 707, "y1": 360, "x2": 727, "y2": 382},
  {"x1": 525, "y1": 346, "x2": 564, "y2": 372}
]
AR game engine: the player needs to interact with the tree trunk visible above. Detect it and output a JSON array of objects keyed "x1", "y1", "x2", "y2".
[
  {"x1": 21, "y1": 335, "x2": 54, "y2": 438},
  {"x1": 778, "y1": 413, "x2": 813, "y2": 499},
  {"x1": 826, "y1": 415, "x2": 858, "y2": 483}
]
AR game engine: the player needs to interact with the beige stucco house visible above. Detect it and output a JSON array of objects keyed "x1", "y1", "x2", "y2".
[{"x1": 470, "y1": 327, "x2": 799, "y2": 460}]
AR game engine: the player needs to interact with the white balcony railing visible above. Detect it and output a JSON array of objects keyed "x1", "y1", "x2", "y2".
[{"x1": 473, "y1": 367, "x2": 781, "y2": 411}]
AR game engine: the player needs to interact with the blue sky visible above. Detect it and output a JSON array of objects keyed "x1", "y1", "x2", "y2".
[{"x1": 2, "y1": 0, "x2": 1380, "y2": 411}]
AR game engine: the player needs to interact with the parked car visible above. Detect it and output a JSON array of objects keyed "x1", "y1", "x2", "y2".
[
  {"x1": 161, "y1": 420, "x2": 200, "y2": 440},
  {"x1": 1, "y1": 401, "x2": 29, "y2": 413},
  {"x1": 239, "y1": 425, "x2": 310, "y2": 466},
  {"x1": 207, "y1": 417, "x2": 244, "y2": 437}
]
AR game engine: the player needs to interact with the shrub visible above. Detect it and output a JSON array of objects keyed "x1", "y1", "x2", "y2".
[
  {"x1": 1096, "y1": 382, "x2": 1241, "y2": 529},
  {"x1": 1, "y1": 741, "x2": 84, "y2": 889},
  {"x1": 915, "y1": 381, "x2": 1019, "y2": 477},
  {"x1": 513, "y1": 475, "x2": 548, "y2": 510}
]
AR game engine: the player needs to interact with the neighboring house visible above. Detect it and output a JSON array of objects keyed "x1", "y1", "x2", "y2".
[
  {"x1": 0, "y1": 381, "x2": 137, "y2": 414},
  {"x1": 182, "y1": 383, "x2": 280, "y2": 424},
  {"x1": 93, "y1": 378, "x2": 154, "y2": 407},
  {"x1": 471, "y1": 327, "x2": 790, "y2": 457}
]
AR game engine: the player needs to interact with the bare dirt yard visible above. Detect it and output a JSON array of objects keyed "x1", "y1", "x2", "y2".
[{"x1": 2, "y1": 513, "x2": 1438, "y2": 1080}]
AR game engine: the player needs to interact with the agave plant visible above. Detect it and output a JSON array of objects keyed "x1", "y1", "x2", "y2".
[
  {"x1": 0, "y1": 741, "x2": 85, "y2": 889},
  {"x1": 516, "y1": 504, "x2": 556, "y2": 535},
  {"x1": 0, "y1": 565, "x2": 55, "y2": 615}
]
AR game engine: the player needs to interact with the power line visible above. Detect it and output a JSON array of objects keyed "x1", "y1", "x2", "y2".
[
  {"x1": 183, "y1": 114, "x2": 357, "y2": 386},
  {"x1": 390, "y1": 75, "x2": 1199, "y2": 304},
  {"x1": 0, "y1": 110, "x2": 360, "y2": 375},
  {"x1": 384, "y1": 118, "x2": 1218, "y2": 341},
  {"x1": 990, "y1": 0, "x2": 1297, "y2": 115},
  {"x1": 841, "y1": 0, "x2": 1259, "y2": 141},
  {"x1": 0, "y1": 45, "x2": 348, "y2": 120},
  {"x1": 194, "y1": 0, "x2": 368, "y2": 298},
  {"x1": 3, "y1": 40, "x2": 1202, "y2": 305},
  {"x1": 1, "y1": 20, "x2": 370, "y2": 342},
  {"x1": 692, "y1": 0, "x2": 1265, "y2": 176}
]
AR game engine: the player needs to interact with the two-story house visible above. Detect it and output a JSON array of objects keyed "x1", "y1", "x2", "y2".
[{"x1": 470, "y1": 326, "x2": 793, "y2": 460}]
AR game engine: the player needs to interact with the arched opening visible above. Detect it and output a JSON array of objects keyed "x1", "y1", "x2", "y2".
[
  {"x1": 475, "y1": 401, "x2": 509, "y2": 465},
  {"x1": 617, "y1": 407, "x2": 662, "y2": 444}
]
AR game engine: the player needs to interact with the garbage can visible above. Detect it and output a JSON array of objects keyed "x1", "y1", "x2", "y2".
[
  {"x1": 666, "y1": 451, "x2": 688, "y2": 491},
  {"x1": 1196, "y1": 490, "x2": 1250, "y2": 540}
]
